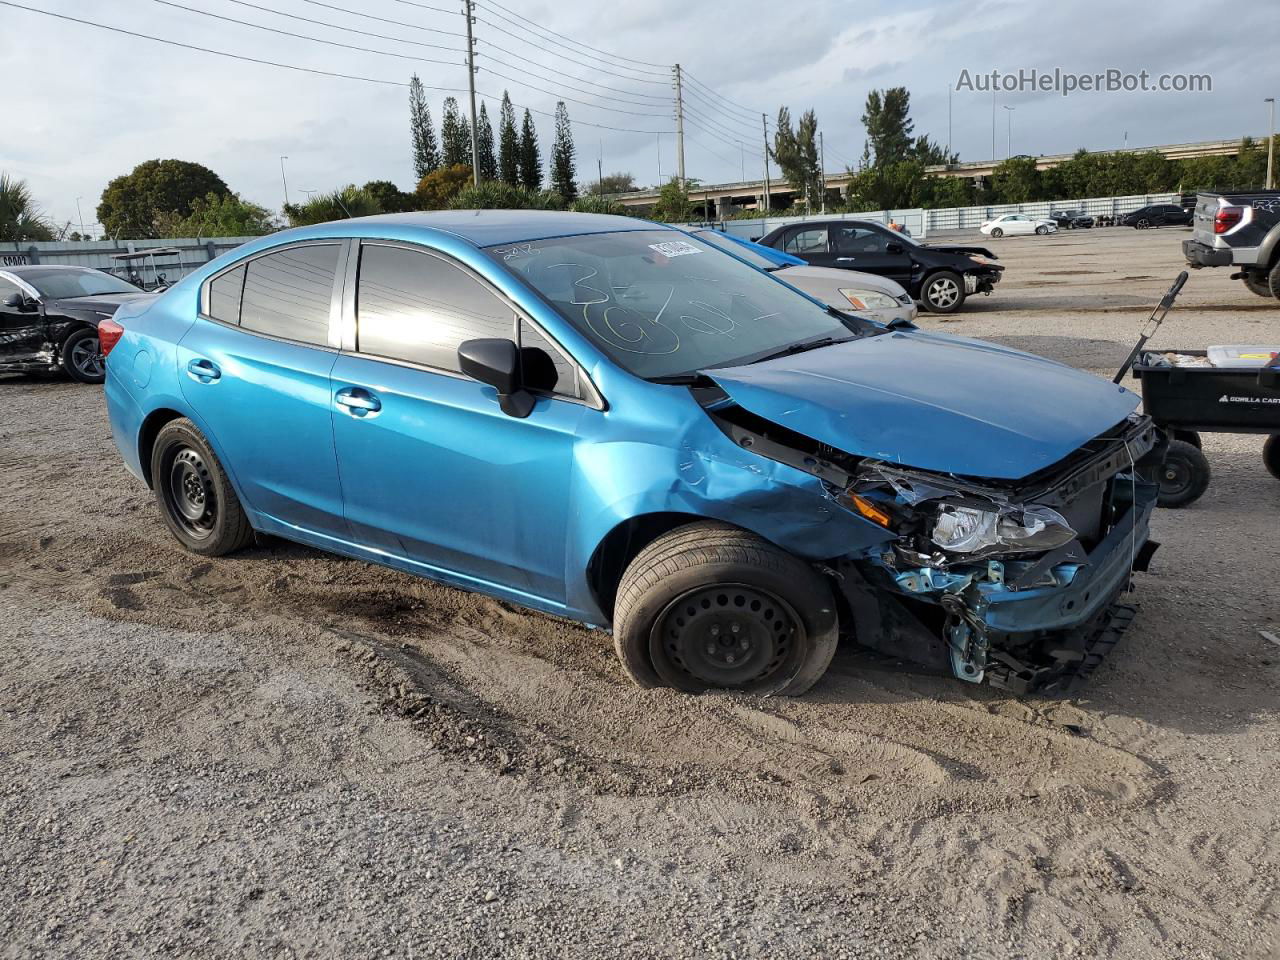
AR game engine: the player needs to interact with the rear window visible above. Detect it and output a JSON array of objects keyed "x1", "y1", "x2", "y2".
[{"x1": 239, "y1": 244, "x2": 339, "y2": 346}]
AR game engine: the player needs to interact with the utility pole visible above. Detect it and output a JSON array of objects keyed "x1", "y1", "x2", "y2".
[
  {"x1": 463, "y1": 0, "x2": 480, "y2": 185},
  {"x1": 819, "y1": 130, "x2": 827, "y2": 214},
  {"x1": 673, "y1": 63, "x2": 686, "y2": 189},
  {"x1": 1267, "y1": 98, "x2": 1276, "y2": 190},
  {"x1": 279, "y1": 156, "x2": 289, "y2": 208},
  {"x1": 656, "y1": 133, "x2": 662, "y2": 181},
  {"x1": 75, "y1": 196, "x2": 85, "y2": 238},
  {"x1": 761, "y1": 113, "x2": 771, "y2": 214},
  {"x1": 738, "y1": 141, "x2": 745, "y2": 181},
  {"x1": 598, "y1": 139, "x2": 604, "y2": 197},
  {"x1": 947, "y1": 84, "x2": 952, "y2": 160}
]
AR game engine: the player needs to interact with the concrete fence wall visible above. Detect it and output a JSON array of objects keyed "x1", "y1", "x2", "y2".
[{"x1": 1, "y1": 237, "x2": 257, "y2": 282}]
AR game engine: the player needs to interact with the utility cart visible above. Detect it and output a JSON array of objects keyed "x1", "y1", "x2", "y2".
[{"x1": 1116, "y1": 271, "x2": 1280, "y2": 507}]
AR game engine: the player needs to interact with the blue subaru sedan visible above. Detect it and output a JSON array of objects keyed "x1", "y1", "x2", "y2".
[{"x1": 101, "y1": 211, "x2": 1163, "y2": 696}]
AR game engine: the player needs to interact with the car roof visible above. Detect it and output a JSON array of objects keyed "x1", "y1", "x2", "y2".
[
  {"x1": 295, "y1": 210, "x2": 667, "y2": 247},
  {"x1": 3, "y1": 264, "x2": 102, "y2": 274}
]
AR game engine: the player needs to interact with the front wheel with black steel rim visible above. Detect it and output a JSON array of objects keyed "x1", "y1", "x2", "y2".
[
  {"x1": 1157, "y1": 439, "x2": 1211, "y2": 508},
  {"x1": 920, "y1": 270, "x2": 966, "y2": 314},
  {"x1": 612, "y1": 521, "x2": 838, "y2": 696},
  {"x1": 1263, "y1": 435, "x2": 1280, "y2": 480},
  {"x1": 61, "y1": 327, "x2": 105, "y2": 384},
  {"x1": 150, "y1": 418, "x2": 254, "y2": 556}
]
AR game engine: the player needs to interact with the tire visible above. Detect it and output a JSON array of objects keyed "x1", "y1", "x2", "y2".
[
  {"x1": 1157, "y1": 439, "x2": 1211, "y2": 508},
  {"x1": 1171, "y1": 429, "x2": 1202, "y2": 449},
  {"x1": 61, "y1": 327, "x2": 105, "y2": 384},
  {"x1": 920, "y1": 270, "x2": 966, "y2": 314},
  {"x1": 1135, "y1": 218, "x2": 1151, "y2": 230},
  {"x1": 1243, "y1": 271, "x2": 1275, "y2": 298},
  {"x1": 990, "y1": 227, "x2": 1003, "y2": 238},
  {"x1": 1265, "y1": 260, "x2": 1280, "y2": 299},
  {"x1": 1035, "y1": 225, "x2": 1049, "y2": 235},
  {"x1": 1263, "y1": 435, "x2": 1280, "y2": 481},
  {"x1": 612, "y1": 521, "x2": 838, "y2": 697},
  {"x1": 150, "y1": 418, "x2": 254, "y2": 556}
]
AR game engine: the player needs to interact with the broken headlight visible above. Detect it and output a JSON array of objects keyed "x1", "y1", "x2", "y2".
[{"x1": 931, "y1": 503, "x2": 1076, "y2": 556}]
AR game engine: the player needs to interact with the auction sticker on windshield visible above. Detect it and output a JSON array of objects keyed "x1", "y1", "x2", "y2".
[{"x1": 649, "y1": 240, "x2": 702, "y2": 258}]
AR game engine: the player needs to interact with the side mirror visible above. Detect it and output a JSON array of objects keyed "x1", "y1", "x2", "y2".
[
  {"x1": 457, "y1": 338, "x2": 535, "y2": 418},
  {"x1": 2, "y1": 293, "x2": 23, "y2": 309},
  {"x1": 886, "y1": 241, "x2": 904, "y2": 255}
]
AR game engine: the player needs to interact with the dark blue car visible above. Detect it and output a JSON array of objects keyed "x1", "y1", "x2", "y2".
[{"x1": 101, "y1": 211, "x2": 1163, "y2": 696}]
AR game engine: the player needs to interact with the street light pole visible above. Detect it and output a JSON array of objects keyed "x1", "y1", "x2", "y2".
[
  {"x1": 75, "y1": 196, "x2": 85, "y2": 238},
  {"x1": 1267, "y1": 97, "x2": 1276, "y2": 190},
  {"x1": 991, "y1": 91, "x2": 996, "y2": 161},
  {"x1": 761, "y1": 113, "x2": 771, "y2": 214},
  {"x1": 1003, "y1": 105, "x2": 1015, "y2": 158},
  {"x1": 819, "y1": 130, "x2": 826, "y2": 214},
  {"x1": 279, "y1": 156, "x2": 289, "y2": 208}
]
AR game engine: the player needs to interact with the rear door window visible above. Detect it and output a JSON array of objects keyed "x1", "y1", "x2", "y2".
[
  {"x1": 206, "y1": 265, "x2": 245, "y2": 323},
  {"x1": 784, "y1": 227, "x2": 829, "y2": 255},
  {"x1": 240, "y1": 244, "x2": 340, "y2": 345},
  {"x1": 355, "y1": 243, "x2": 514, "y2": 373}
]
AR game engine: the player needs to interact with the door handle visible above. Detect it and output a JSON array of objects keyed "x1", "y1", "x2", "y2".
[
  {"x1": 335, "y1": 386, "x2": 381, "y2": 416},
  {"x1": 186, "y1": 358, "x2": 221, "y2": 383},
  {"x1": 835, "y1": 256, "x2": 856, "y2": 262}
]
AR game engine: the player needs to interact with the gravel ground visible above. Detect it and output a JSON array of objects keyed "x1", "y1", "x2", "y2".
[{"x1": 1, "y1": 226, "x2": 1278, "y2": 959}]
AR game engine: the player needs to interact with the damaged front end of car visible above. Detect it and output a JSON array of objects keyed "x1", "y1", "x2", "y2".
[{"x1": 707, "y1": 400, "x2": 1164, "y2": 694}]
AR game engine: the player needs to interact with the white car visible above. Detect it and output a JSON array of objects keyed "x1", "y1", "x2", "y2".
[
  {"x1": 689, "y1": 229, "x2": 918, "y2": 327},
  {"x1": 979, "y1": 214, "x2": 1057, "y2": 238}
]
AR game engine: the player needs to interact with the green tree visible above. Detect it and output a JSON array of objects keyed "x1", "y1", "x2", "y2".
[
  {"x1": 861, "y1": 88, "x2": 914, "y2": 166},
  {"x1": 409, "y1": 75, "x2": 439, "y2": 179},
  {"x1": 988, "y1": 155, "x2": 1042, "y2": 203},
  {"x1": 363, "y1": 179, "x2": 414, "y2": 213},
  {"x1": 549, "y1": 102, "x2": 577, "y2": 202},
  {"x1": 283, "y1": 185, "x2": 381, "y2": 226},
  {"x1": 415, "y1": 164, "x2": 474, "y2": 209},
  {"x1": 772, "y1": 107, "x2": 821, "y2": 212},
  {"x1": 98, "y1": 159, "x2": 229, "y2": 238},
  {"x1": 584, "y1": 171, "x2": 637, "y2": 195},
  {"x1": 476, "y1": 102, "x2": 498, "y2": 181},
  {"x1": 498, "y1": 92, "x2": 519, "y2": 186},
  {"x1": 441, "y1": 97, "x2": 469, "y2": 168},
  {"x1": 164, "y1": 191, "x2": 275, "y2": 237},
  {"x1": 518, "y1": 109, "x2": 542, "y2": 189},
  {"x1": 569, "y1": 194, "x2": 628, "y2": 215},
  {"x1": 651, "y1": 176, "x2": 696, "y2": 222},
  {"x1": 447, "y1": 181, "x2": 565, "y2": 210},
  {"x1": 0, "y1": 172, "x2": 55, "y2": 241}
]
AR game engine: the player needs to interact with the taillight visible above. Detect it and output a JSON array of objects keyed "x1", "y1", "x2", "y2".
[
  {"x1": 1214, "y1": 205, "x2": 1244, "y2": 234},
  {"x1": 98, "y1": 318, "x2": 125, "y2": 357}
]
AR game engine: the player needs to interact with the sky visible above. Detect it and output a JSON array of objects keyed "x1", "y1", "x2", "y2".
[{"x1": 2, "y1": 0, "x2": 1278, "y2": 232}]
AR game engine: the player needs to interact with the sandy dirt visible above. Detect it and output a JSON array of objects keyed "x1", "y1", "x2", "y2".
[{"x1": 1, "y1": 226, "x2": 1278, "y2": 959}]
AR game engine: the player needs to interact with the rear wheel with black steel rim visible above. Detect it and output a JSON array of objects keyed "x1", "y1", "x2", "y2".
[
  {"x1": 1263, "y1": 435, "x2": 1280, "y2": 480},
  {"x1": 151, "y1": 418, "x2": 254, "y2": 555},
  {"x1": 1157, "y1": 439, "x2": 1211, "y2": 508},
  {"x1": 612, "y1": 521, "x2": 838, "y2": 696},
  {"x1": 61, "y1": 327, "x2": 105, "y2": 384},
  {"x1": 920, "y1": 270, "x2": 966, "y2": 314}
]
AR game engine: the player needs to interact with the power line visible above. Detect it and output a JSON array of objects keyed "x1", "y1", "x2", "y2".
[
  {"x1": 480, "y1": 65, "x2": 669, "y2": 119},
  {"x1": 475, "y1": 91, "x2": 662, "y2": 135},
  {"x1": 682, "y1": 101, "x2": 764, "y2": 152},
  {"x1": 478, "y1": 0, "x2": 668, "y2": 70},
  {"x1": 385, "y1": 0, "x2": 457, "y2": 15},
  {"x1": 0, "y1": 1, "x2": 413, "y2": 86},
  {"x1": 682, "y1": 132, "x2": 739, "y2": 169},
  {"x1": 219, "y1": 0, "x2": 465, "y2": 53},
  {"x1": 682, "y1": 70, "x2": 759, "y2": 120},
  {"x1": 295, "y1": 0, "x2": 466, "y2": 38},
  {"x1": 472, "y1": 13, "x2": 668, "y2": 81},
  {"x1": 681, "y1": 84, "x2": 760, "y2": 135},
  {"x1": 476, "y1": 39, "x2": 670, "y2": 101},
  {"x1": 146, "y1": 0, "x2": 463, "y2": 67}
]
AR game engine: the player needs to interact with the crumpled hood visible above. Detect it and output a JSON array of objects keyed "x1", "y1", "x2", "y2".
[{"x1": 706, "y1": 331, "x2": 1140, "y2": 480}]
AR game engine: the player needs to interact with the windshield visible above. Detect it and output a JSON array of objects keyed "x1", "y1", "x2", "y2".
[
  {"x1": 690, "y1": 230, "x2": 780, "y2": 271},
  {"x1": 487, "y1": 230, "x2": 855, "y2": 380},
  {"x1": 21, "y1": 268, "x2": 140, "y2": 299}
]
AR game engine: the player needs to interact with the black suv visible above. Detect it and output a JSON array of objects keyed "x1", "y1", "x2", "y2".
[
  {"x1": 1119, "y1": 204, "x2": 1192, "y2": 229},
  {"x1": 1049, "y1": 209, "x2": 1095, "y2": 229},
  {"x1": 756, "y1": 219, "x2": 1004, "y2": 314},
  {"x1": 0, "y1": 265, "x2": 153, "y2": 383}
]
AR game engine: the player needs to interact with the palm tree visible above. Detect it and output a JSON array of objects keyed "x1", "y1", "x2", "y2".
[{"x1": 0, "y1": 173, "x2": 55, "y2": 242}]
